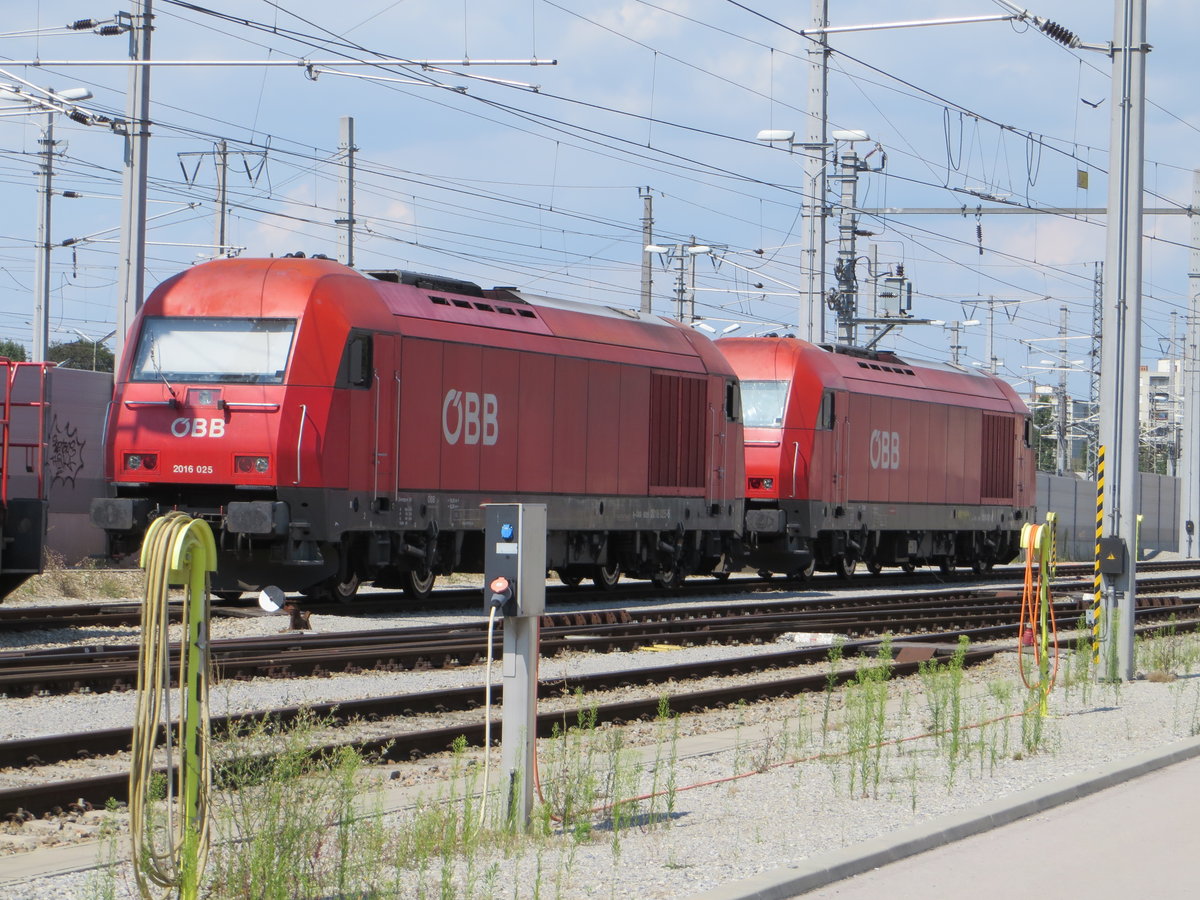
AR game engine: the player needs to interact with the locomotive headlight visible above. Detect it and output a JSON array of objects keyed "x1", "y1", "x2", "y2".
[
  {"x1": 235, "y1": 455, "x2": 270, "y2": 475},
  {"x1": 124, "y1": 453, "x2": 158, "y2": 471}
]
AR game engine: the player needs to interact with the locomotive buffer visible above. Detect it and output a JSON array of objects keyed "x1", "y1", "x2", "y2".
[{"x1": 483, "y1": 503, "x2": 545, "y2": 829}]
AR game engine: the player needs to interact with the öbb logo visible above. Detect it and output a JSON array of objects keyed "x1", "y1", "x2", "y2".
[
  {"x1": 869, "y1": 430, "x2": 900, "y2": 470},
  {"x1": 442, "y1": 390, "x2": 498, "y2": 446},
  {"x1": 171, "y1": 417, "x2": 225, "y2": 438}
]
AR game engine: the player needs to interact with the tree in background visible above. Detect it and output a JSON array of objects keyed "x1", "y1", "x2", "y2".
[
  {"x1": 0, "y1": 339, "x2": 27, "y2": 362},
  {"x1": 48, "y1": 339, "x2": 114, "y2": 373}
]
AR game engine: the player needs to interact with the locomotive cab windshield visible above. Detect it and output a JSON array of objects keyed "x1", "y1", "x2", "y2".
[
  {"x1": 740, "y1": 380, "x2": 788, "y2": 428},
  {"x1": 131, "y1": 316, "x2": 296, "y2": 384}
]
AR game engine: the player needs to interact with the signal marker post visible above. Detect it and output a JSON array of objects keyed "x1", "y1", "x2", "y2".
[{"x1": 483, "y1": 503, "x2": 546, "y2": 829}]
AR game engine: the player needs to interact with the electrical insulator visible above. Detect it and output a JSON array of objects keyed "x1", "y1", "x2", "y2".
[
  {"x1": 69, "y1": 18, "x2": 98, "y2": 30},
  {"x1": 1040, "y1": 20, "x2": 1078, "y2": 48},
  {"x1": 97, "y1": 24, "x2": 126, "y2": 36}
]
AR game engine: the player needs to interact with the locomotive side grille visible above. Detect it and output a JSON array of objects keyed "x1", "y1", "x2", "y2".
[
  {"x1": 980, "y1": 413, "x2": 1015, "y2": 499},
  {"x1": 649, "y1": 372, "x2": 706, "y2": 489}
]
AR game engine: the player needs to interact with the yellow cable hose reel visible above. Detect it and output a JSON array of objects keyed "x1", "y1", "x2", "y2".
[
  {"x1": 1019, "y1": 513, "x2": 1059, "y2": 717},
  {"x1": 130, "y1": 512, "x2": 217, "y2": 900}
]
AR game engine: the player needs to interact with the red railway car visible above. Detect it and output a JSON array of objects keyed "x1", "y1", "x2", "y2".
[
  {"x1": 91, "y1": 256, "x2": 744, "y2": 599},
  {"x1": 718, "y1": 337, "x2": 1034, "y2": 578}
]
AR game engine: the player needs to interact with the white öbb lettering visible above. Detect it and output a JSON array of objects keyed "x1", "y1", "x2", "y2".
[
  {"x1": 869, "y1": 430, "x2": 901, "y2": 470},
  {"x1": 442, "y1": 389, "x2": 498, "y2": 446},
  {"x1": 170, "y1": 417, "x2": 226, "y2": 438}
]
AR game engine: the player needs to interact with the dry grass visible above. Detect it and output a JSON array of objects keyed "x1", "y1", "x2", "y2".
[{"x1": 5, "y1": 550, "x2": 143, "y2": 602}]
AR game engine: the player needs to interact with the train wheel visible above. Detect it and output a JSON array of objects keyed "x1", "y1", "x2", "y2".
[
  {"x1": 557, "y1": 570, "x2": 584, "y2": 587},
  {"x1": 787, "y1": 557, "x2": 816, "y2": 582},
  {"x1": 757, "y1": 569, "x2": 773, "y2": 581},
  {"x1": 306, "y1": 573, "x2": 360, "y2": 604},
  {"x1": 712, "y1": 572, "x2": 731, "y2": 582},
  {"x1": 866, "y1": 561, "x2": 883, "y2": 576},
  {"x1": 212, "y1": 590, "x2": 244, "y2": 603},
  {"x1": 939, "y1": 558, "x2": 956, "y2": 574},
  {"x1": 592, "y1": 563, "x2": 622, "y2": 590},
  {"x1": 651, "y1": 568, "x2": 681, "y2": 590},
  {"x1": 900, "y1": 562, "x2": 916, "y2": 574},
  {"x1": 971, "y1": 558, "x2": 994, "y2": 574},
  {"x1": 402, "y1": 569, "x2": 436, "y2": 600},
  {"x1": 835, "y1": 556, "x2": 858, "y2": 580}
]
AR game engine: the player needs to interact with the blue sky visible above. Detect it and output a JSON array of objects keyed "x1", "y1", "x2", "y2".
[{"x1": 0, "y1": 1, "x2": 1195, "y2": 403}]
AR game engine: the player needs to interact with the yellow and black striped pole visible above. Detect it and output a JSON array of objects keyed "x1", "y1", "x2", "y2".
[{"x1": 1092, "y1": 445, "x2": 1105, "y2": 665}]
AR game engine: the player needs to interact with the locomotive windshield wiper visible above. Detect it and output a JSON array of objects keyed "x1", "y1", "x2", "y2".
[{"x1": 150, "y1": 347, "x2": 180, "y2": 407}]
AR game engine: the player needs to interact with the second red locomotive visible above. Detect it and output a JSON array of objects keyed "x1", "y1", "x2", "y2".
[
  {"x1": 718, "y1": 336, "x2": 1035, "y2": 579},
  {"x1": 91, "y1": 256, "x2": 745, "y2": 599}
]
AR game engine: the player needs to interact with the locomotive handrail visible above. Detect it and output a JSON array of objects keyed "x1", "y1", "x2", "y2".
[
  {"x1": 124, "y1": 400, "x2": 179, "y2": 408},
  {"x1": 294, "y1": 403, "x2": 308, "y2": 485},
  {"x1": 792, "y1": 441, "x2": 800, "y2": 499},
  {"x1": 222, "y1": 402, "x2": 280, "y2": 411},
  {"x1": 745, "y1": 439, "x2": 782, "y2": 447}
]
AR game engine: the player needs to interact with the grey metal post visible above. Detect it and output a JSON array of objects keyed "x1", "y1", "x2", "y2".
[
  {"x1": 213, "y1": 139, "x2": 228, "y2": 259},
  {"x1": 1098, "y1": 0, "x2": 1148, "y2": 681},
  {"x1": 1057, "y1": 306, "x2": 1070, "y2": 476},
  {"x1": 336, "y1": 116, "x2": 356, "y2": 267},
  {"x1": 1180, "y1": 171, "x2": 1200, "y2": 556},
  {"x1": 33, "y1": 111, "x2": 54, "y2": 362},
  {"x1": 802, "y1": 0, "x2": 829, "y2": 343},
  {"x1": 497, "y1": 504, "x2": 545, "y2": 830},
  {"x1": 672, "y1": 246, "x2": 687, "y2": 323},
  {"x1": 639, "y1": 187, "x2": 653, "y2": 314},
  {"x1": 115, "y1": 0, "x2": 153, "y2": 365},
  {"x1": 986, "y1": 297, "x2": 998, "y2": 374}
]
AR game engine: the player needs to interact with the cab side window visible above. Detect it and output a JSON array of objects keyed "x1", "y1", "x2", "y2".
[
  {"x1": 817, "y1": 390, "x2": 835, "y2": 430},
  {"x1": 725, "y1": 380, "x2": 741, "y2": 422},
  {"x1": 340, "y1": 333, "x2": 373, "y2": 388}
]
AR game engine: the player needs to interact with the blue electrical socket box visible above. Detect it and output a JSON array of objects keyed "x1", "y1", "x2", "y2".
[{"x1": 483, "y1": 503, "x2": 546, "y2": 616}]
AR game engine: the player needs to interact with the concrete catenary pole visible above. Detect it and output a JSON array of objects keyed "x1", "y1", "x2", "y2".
[
  {"x1": 115, "y1": 0, "x2": 153, "y2": 365},
  {"x1": 213, "y1": 139, "x2": 228, "y2": 259},
  {"x1": 802, "y1": 0, "x2": 829, "y2": 343},
  {"x1": 1097, "y1": 0, "x2": 1148, "y2": 682},
  {"x1": 639, "y1": 187, "x2": 653, "y2": 314},
  {"x1": 1179, "y1": 170, "x2": 1200, "y2": 556},
  {"x1": 336, "y1": 116, "x2": 356, "y2": 267},
  {"x1": 32, "y1": 111, "x2": 54, "y2": 362}
]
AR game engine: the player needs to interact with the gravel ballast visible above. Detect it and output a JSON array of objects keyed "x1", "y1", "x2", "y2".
[{"x1": 2, "y1": 579, "x2": 1199, "y2": 899}]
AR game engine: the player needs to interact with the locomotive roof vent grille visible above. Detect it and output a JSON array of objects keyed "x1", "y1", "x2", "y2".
[
  {"x1": 856, "y1": 361, "x2": 915, "y2": 377},
  {"x1": 425, "y1": 293, "x2": 539, "y2": 321}
]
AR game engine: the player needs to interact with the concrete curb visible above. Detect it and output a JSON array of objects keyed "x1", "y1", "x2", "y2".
[{"x1": 686, "y1": 732, "x2": 1200, "y2": 900}]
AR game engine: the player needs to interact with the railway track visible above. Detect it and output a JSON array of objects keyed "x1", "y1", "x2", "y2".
[
  {"x1": 0, "y1": 557, "x2": 1192, "y2": 632},
  {"x1": 3, "y1": 577, "x2": 1198, "y2": 698}
]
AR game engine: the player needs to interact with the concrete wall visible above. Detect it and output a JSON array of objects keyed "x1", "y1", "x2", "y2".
[
  {"x1": 9, "y1": 367, "x2": 112, "y2": 565},
  {"x1": 1036, "y1": 471, "x2": 1180, "y2": 561}
]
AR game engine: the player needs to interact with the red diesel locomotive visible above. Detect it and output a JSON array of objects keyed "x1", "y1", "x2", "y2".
[
  {"x1": 717, "y1": 336, "x2": 1035, "y2": 579},
  {"x1": 91, "y1": 256, "x2": 745, "y2": 600}
]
